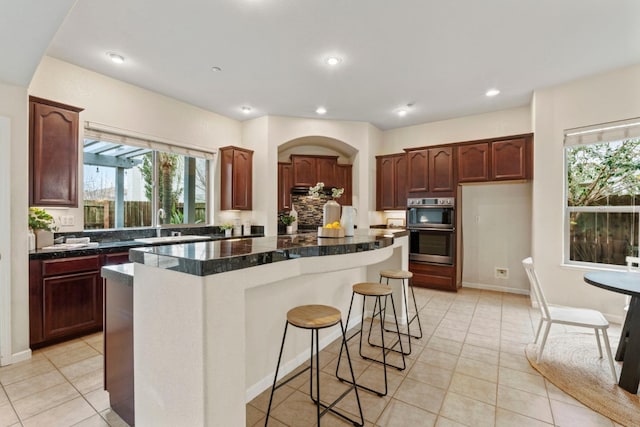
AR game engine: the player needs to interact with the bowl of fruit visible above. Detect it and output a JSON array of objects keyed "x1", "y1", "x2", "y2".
[{"x1": 318, "y1": 221, "x2": 345, "y2": 238}]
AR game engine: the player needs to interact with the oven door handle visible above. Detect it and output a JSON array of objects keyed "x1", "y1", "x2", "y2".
[{"x1": 408, "y1": 227, "x2": 455, "y2": 232}]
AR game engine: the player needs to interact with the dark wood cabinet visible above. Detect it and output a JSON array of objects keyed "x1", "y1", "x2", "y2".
[
  {"x1": 409, "y1": 262, "x2": 458, "y2": 292},
  {"x1": 428, "y1": 147, "x2": 454, "y2": 193},
  {"x1": 29, "y1": 96, "x2": 83, "y2": 207},
  {"x1": 291, "y1": 155, "x2": 317, "y2": 187},
  {"x1": 406, "y1": 150, "x2": 429, "y2": 193},
  {"x1": 30, "y1": 255, "x2": 102, "y2": 347},
  {"x1": 30, "y1": 252, "x2": 131, "y2": 348},
  {"x1": 376, "y1": 153, "x2": 407, "y2": 210},
  {"x1": 316, "y1": 157, "x2": 337, "y2": 187},
  {"x1": 492, "y1": 137, "x2": 530, "y2": 180},
  {"x1": 457, "y1": 142, "x2": 490, "y2": 182},
  {"x1": 336, "y1": 164, "x2": 353, "y2": 206},
  {"x1": 278, "y1": 162, "x2": 293, "y2": 212},
  {"x1": 220, "y1": 146, "x2": 253, "y2": 210}
]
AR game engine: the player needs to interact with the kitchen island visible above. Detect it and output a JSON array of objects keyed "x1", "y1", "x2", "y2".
[{"x1": 124, "y1": 229, "x2": 408, "y2": 426}]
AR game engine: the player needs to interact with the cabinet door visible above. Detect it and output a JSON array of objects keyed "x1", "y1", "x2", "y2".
[
  {"x1": 428, "y1": 147, "x2": 454, "y2": 193},
  {"x1": 220, "y1": 146, "x2": 253, "y2": 210},
  {"x1": 457, "y1": 143, "x2": 489, "y2": 182},
  {"x1": 291, "y1": 156, "x2": 317, "y2": 187},
  {"x1": 492, "y1": 138, "x2": 527, "y2": 180},
  {"x1": 43, "y1": 270, "x2": 102, "y2": 339},
  {"x1": 29, "y1": 97, "x2": 83, "y2": 207},
  {"x1": 393, "y1": 155, "x2": 407, "y2": 209},
  {"x1": 278, "y1": 163, "x2": 293, "y2": 211},
  {"x1": 316, "y1": 157, "x2": 337, "y2": 187},
  {"x1": 376, "y1": 156, "x2": 395, "y2": 210},
  {"x1": 336, "y1": 164, "x2": 353, "y2": 206},
  {"x1": 233, "y1": 149, "x2": 253, "y2": 209},
  {"x1": 407, "y1": 150, "x2": 428, "y2": 192}
]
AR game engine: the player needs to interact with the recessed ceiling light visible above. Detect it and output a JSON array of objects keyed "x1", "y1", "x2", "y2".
[
  {"x1": 397, "y1": 109, "x2": 408, "y2": 117},
  {"x1": 326, "y1": 57, "x2": 342, "y2": 66},
  {"x1": 316, "y1": 107, "x2": 327, "y2": 115},
  {"x1": 241, "y1": 106, "x2": 252, "y2": 114},
  {"x1": 486, "y1": 88, "x2": 500, "y2": 97},
  {"x1": 106, "y1": 52, "x2": 125, "y2": 64},
  {"x1": 211, "y1": 66, "x2": 222, "y2": 72}
]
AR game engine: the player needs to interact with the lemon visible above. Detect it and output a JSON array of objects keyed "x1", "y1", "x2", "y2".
[{"x1": 332, "y1": 221, "x2": 340, "y2": 227}]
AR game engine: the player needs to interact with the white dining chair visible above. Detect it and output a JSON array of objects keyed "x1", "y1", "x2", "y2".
[{"x1": 522, "y1": 257, "x2": 617, "y2": 381}]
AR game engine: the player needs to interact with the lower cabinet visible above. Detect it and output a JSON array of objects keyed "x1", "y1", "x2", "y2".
[
  {"x1": 409, "y1": 262, "x2": 458, "y2": 292},
  {"x1": 30, "y1": 252, "x2": 130, "y2": 348}
]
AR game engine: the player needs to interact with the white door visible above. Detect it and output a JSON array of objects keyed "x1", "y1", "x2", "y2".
[{"x1": 0, "y1": 116, "x2": 12, "y2": 365}]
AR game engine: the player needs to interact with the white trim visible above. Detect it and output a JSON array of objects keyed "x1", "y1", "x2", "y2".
[
  {"x1": 0, "y1": 117, "x2": 12, "y2": 366},
  {"x1": 245, "y1": 314, "x2": 362, "y2": 403},
  {"x1": 461, "y1": 281, "x2": 530, "y2": 296},
  {"x1": 8, "y1": 349, "x2": 32, "y2": 365}
]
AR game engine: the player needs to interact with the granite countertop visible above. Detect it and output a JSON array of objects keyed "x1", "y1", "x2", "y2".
[
  {"x1": 130, "y1": 229, "x2": 408, "y2": 277},
  {"x1": 29, "y1": 232, "x2": 265, "y2": 260}
]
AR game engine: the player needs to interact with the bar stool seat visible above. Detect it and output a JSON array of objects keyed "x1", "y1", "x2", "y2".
[
  {"x1": 287, "y1": 304, "x2": 341, "y2": 329},
  {"x1": 378, "y1": 269, "x2": 423, "y2": 355},
  {"x1": 337, "y1": 282, "x2": 406, "y2": 397},
  {"x1": 266, "y1": 304, "x2": 363, "y2": 426}
]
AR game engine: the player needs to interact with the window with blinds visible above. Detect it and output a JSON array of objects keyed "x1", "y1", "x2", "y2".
[
  {"x1": 82, "y1": 123, "x2": 213, "y2": 229},
  {"x1": 564, "y1": 118, "x2": 640, "y2": 266}
]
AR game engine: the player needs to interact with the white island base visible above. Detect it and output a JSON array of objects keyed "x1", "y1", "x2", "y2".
[{"x1": 133, "y1": 235, "x2": 408, "y2": 426}]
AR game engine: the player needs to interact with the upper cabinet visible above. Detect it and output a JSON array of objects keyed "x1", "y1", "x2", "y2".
[
  {"x1": 457, "y1": 142, "x2": 490, "y2": 182},
  {"x1": 291, "y1": 155, "x2": 339, "y2": 187},
  {"x1": 220, "y1": 146, "x2": 253, "y2": 210},
  {"x1": 29, "y1": 96, "x2": 84, "y2": 207},
  {"x1": 335, "y1": 164, "x2": 353, "y2": 206},
  {"x1": 405, "y1": 147, "x2": 454, "y2": 195},
  {"x1": 456, "y1": 135, "x2": 532, "y2": 183},
  {"x1": 491, "y1": 137, "x2": 531, "y2": 181},
  {"x1": 376, "y1": 153, "x2": 407, "y2": 210}
]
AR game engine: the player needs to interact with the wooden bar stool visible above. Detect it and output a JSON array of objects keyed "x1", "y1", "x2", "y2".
[
  {"x1": 337, "y1": 283, "x2": 406, "y2": 397},
  {"x1": 376, "y1": 269, "x2": 423, "y2": 355},
  {"x1": 265, "y1": 304, "x2": 364, "y2": 427}
]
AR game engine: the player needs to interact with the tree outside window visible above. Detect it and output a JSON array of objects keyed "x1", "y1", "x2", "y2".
[{"x1": 566, "y1": 138, "x2": 640, "y2": 266}]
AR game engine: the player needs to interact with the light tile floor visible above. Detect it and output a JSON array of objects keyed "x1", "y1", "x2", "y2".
[{"x1": 0, "y1": 287, "x2": 626, "y2": 426}]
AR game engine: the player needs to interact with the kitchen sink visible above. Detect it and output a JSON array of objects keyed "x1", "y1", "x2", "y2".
[{"x1": 134, "y1": 235, "x2": 212, "y2": 244}]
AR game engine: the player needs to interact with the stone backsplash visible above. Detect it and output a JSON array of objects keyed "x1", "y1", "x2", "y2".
[{"x1": 289, "y1": 194, "x2": 334, "y2": 227}]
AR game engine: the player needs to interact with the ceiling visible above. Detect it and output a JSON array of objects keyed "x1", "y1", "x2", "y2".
[{"x1": 5, "y1": 1, "x2": 640, "y2": 130}]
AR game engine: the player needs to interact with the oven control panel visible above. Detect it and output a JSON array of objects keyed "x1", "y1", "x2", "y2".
[{"x1": 407, "y1": 197, "x2": 454, "y2": 207}]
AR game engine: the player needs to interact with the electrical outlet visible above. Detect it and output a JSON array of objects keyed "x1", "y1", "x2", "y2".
[
  {"x1": 495, "y1": 267, "x2": 509, "y2": 279},
  {"x1": 60, "y1": 215, "x2": 75, "y2": 226}
]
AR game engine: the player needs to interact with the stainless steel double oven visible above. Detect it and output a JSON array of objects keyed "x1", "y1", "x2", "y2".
[{"x1": 407, "y1": 197, "x2": 455, "y2": 265}]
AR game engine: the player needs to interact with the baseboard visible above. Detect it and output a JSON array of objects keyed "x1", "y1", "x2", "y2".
[
  {"x1": 245, "y1": 314, "x2": 362, "y2": 403},
  {"x1": 462, "y1": 281, "x2": 530, "y2": 296},
  {"x1": 1, "y1": 348, "x2": 32, "y2": 366}
]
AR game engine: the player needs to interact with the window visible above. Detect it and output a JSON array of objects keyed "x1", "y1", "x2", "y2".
[
  {"x1": 82, "y1": 125, "x2": 211, "y2": 229},
  {"x1": 564, "y1": 119, "x2": 640, "y2": 266}
]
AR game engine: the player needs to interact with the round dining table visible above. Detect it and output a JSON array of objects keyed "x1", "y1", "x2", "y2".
[{"x1": 584, "y1": 271, "x2": 640, "y2": 394}]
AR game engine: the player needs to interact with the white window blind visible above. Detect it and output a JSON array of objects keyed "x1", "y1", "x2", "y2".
[
  {"x1": 84, "y1": 121, "x2": 216, "y2": 160},
  {"x1": 564, "y1": 117, "x2": 640, "y2": 147}
]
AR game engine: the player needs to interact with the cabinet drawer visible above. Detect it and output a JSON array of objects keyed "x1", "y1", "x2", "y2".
[
  {"x1": 409, "y1": 262, "x2": 457, "y2": 291},
  {"x1": 42, "y1": 255, "x2": 101, "y2": 277},
  {"x1": 103, "y1": 252, "x2": 130, "y2": 266}
]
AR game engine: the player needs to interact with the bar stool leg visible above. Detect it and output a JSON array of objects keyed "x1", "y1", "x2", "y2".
[{"x1": 265, "y1": 321, "x2": 289, "y2": 427}]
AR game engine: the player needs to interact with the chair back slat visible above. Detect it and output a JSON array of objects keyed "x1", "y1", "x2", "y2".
[{"x1": 522, "y1": 257, "x2": 551, "y2": 320}]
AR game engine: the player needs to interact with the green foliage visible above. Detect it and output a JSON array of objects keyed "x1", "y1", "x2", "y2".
[
  {"x1": 140, "y1": 151, "x2": 184, "y2": 221},
  {"x1": 280, "y1": 214, "x2": 296, "y2": 225},
  {"x1": 29, "y1": 207, "x2": 57, "y2": 231},
  {"x1": 567, "y1": 139, "x2": 640, "y2": 206},
  {"x1": 219, "y1": 223, "x2": 234, "y2": 230}
]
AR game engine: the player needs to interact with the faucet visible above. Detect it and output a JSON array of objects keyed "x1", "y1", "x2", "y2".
[{"x1": 156, "y1": 208, "x2": 165, "y2": 237}]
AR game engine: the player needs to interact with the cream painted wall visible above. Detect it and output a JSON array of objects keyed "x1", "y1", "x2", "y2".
[
  {"x1": 382, "y1": 106, "x2": 532, "y2": 154},
  {"x1": 461, "y1": 183, "x2": 532, "y2": 294},
  {"x1": 532, "y1": 63, "x2": 640, "y2": 322},
  {"x1": 28, "y1": 56, "x2": 242, "y2": 231},
  {"x1": 0, "y1": 83, "x2": 31, "y2": 362}
]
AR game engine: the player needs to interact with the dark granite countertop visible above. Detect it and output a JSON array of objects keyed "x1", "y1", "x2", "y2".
[
  {"x1": 29, "y1": 231, "x2": 265, "y2": 260},
  {"x1": 129, "y1": 229, "x2": 408, "y2": 277}
]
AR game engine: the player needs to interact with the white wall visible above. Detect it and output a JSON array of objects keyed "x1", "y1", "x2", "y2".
[
  {"x1": 28, "y1": 56, "x2": 243, "y2": 231},
  {"x1": 461, "y1": 183, "x2": 532, "y2": 294},
  {"x1": 532, "y1": 63, "x2": 640, "y2": 322},
  {"x1": 0, "y1": 83, "x2": 31, "y2": 362}
]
